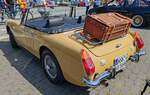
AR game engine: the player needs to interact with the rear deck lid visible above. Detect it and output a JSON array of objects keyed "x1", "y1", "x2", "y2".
[{"x1": 82, "y1": 34, "x2": 133, "y2": 57}]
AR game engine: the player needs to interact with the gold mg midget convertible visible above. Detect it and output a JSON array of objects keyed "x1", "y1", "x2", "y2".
[{"x1": 6, "y1": 7, "x2": 145, "y2": 87}]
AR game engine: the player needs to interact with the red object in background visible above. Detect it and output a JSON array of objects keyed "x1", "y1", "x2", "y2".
[
  {"x1": 79, "y1": 2, "x2": 85, "y2": 7},
  {"x1": 134, "y1": 32, "x2": 144, "y2": 49},
  {"x1": 116, "y1": 0, "x2": 124, "y2": 4},
  {"x1": 81, "y1": 49, "x2": 95, "y2": 76}
]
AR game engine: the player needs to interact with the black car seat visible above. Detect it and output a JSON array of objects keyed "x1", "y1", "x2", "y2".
[{"x1": 44, "y1": 16, "x2": 64, "y2": 28}]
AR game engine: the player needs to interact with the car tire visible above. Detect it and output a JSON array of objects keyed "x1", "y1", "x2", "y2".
[
  {"x1": 7, "y1": 28, "x2": 19, "y2": 48},
  {"x1": 132, "y1": 15, "x2": 145, "y2": 28},
  {"x1": 41, "y1": 49, "x2": 64, "y2": 84}
]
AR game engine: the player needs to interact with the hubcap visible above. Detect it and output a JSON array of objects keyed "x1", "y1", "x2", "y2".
[
  {"x1": 132, "y1": 15, "x2": 143, "y2": 27},
  {"x1": 44, "y1": 55, "x2": 57, "y2": 79}
]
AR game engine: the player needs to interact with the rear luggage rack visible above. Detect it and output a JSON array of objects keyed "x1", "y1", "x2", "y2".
[{"x1": 71, "y1": 30, "x2": 103, "y2": 45}]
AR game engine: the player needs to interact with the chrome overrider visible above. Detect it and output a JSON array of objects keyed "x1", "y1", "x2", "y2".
[{"x1": 130, "y1": 49, "x2": 145, "y2": 62}]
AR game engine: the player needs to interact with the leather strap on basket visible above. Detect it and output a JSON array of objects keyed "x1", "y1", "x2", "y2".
[{"x1": 105, "y1": 24, "x2": 115, "y2": 42}]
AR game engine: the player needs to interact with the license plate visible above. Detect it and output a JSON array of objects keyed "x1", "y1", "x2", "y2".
[{"x1": 114, "y1": 55, "x2": 127, "y2": 72}]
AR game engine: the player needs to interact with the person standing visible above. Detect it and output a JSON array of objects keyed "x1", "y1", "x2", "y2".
[
  {"x1": 69, "y1": 0, "x2": 77, "y2": 18},
  {"x1": 17, "y1": 0, "x2": 27, "y2": 14},
  {"x1": 0, "y1": 0, "x2": 5, "y2": 21},
  {"x1": 5, "y1": 0, "x2": 16, "y2": 18}
]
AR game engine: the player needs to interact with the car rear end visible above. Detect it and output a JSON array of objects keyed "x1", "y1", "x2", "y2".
[
  {"x1": 79, "y1": 32, "x2": 144, "y2": 87},
  {"x1": 68, "y1": 13, "x2": 145, "y2": 87}
]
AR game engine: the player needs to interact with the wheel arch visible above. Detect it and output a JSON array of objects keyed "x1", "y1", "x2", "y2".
[
  {"x1": 39, "y1": 45, "x2": 85, "y2": 86},
  {"x1": 132, "y1": 14, "x2": 145, "y2": 19},
  {"x1": 40, "y1": 46, "x2": 56, "y2": 59},
  {"x1": 39, "y1": 46, "x2": 62, "y2": 68},
  {"x1": 40, "y1": 45, "x2": 65, "y2": 84},
  {"x1": 39, "y1": 45, "x2": 62, "y2": 70}
]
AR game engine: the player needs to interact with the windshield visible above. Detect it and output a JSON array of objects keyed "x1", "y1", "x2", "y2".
[
  {"x1": 26, "y1": 7, "x2": 68, "y2": 21},
  {"x1": 106, "y1": 0, "x2": 125, "y2": 7}
]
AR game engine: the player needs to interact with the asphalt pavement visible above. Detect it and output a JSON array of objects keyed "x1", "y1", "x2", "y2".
[{"x1": 0, "y1": 6, "x2": 150, "y2": 95}]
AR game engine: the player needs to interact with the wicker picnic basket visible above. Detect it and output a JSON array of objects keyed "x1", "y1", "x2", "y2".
[{"x1": 83, "y1": 13, "x2": 132, "y2": 43}]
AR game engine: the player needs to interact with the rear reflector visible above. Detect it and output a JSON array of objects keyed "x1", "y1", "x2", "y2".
[{"x1": 81, "y1": 49, "x2": 95, "y2": 76}]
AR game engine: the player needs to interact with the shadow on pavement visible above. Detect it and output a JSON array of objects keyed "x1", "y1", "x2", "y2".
[{"x1": 0, "y1": 39, "x2": 90, "y2": 95}]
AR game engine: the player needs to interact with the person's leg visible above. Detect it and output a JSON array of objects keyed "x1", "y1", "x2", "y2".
[
  {"x1": 141, "y1": 83, "x2": 148, "y2": 95},
  {"x1": 73, "y1": 6, "x2": 76, "y2": 18},
  {"x1": 9, "y1": 4, "x2": 15, "y2": 19},
  {"x1": 141, "y1": 80, "x2": 150, "y2": 95},
  {"x1": 0, "y1": 3, "x2": 5, "y2": 21},
  {"x1": 86, "y1": 6, "x2": 89, "y2": 15},
  {"x1": 6, "y1": 5, "x2": 11, "y2": 18},
  {"x1": 1, "y1": 10, "x2": 4, "y2": 21},
  {"x1": 0, "y1": 4, "x2": 2, "y2": 20},
  {"x1": 14, "y1": 4, "x2": 19, "y2": 17},
  {"x1": 69, "y1": 6, "x2": 73, "y2": 17}
]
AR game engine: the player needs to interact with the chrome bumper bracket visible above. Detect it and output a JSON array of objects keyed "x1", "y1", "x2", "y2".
[{"x1": 130, "y1": 49, "x2": 145, "y2": 62}]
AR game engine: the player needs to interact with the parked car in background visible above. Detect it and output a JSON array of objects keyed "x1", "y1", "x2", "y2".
[{"x1": 89, "y1": 0, "x2": 150, "y2": 28}]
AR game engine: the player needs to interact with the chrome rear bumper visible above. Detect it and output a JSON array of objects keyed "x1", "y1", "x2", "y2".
[
  {"x1": 83, "y1": 50, "x2": 146, "y2": 87},
  {"x1": 82, "y1": 71, "x2": 111, "y2": 87}
]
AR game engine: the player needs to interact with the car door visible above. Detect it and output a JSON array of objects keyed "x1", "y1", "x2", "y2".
[
  {"x1": 23, "y1": 26, "x2": 35, "y2": 54},
  {"x1": 23, "y1": 25, "x2": 44, "y2": 57},
  {"x1": 17, "y1": 8, "x2": 37, "y2": 54}
]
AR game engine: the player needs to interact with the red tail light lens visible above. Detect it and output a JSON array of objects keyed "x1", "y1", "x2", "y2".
[
  {"x1": 81, "y1": 49, "x2": 95, "y2": 76},
  {"x1": 134, "y1": 32, "x2": 144, "y2": 49}
]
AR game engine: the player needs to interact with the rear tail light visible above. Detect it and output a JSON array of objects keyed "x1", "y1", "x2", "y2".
[
  {"x1": 81, "y1": 49, "x2": 95, "y2": 76},
  {"x1": 134, "y1": 32, "x2": 144, "y2": 49}
]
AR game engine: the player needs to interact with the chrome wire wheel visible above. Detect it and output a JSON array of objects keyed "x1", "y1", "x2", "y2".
[
  {"x1": 132, "y1": 15, "x2": 144, "y2": 28},
  {"x1": 41, "y1": 49, "x2": 64, "y2": 84},
  {"x1": 44, "y1": 55, "x2": 57, "y2": 79}
]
